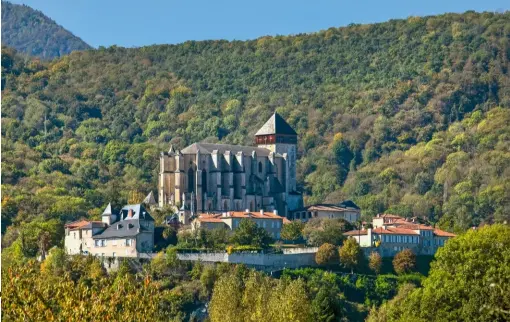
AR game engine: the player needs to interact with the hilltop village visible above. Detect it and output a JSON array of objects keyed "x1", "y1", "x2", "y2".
[{"x1": 64, "y1": 113, "x2": 455, "y2": 266}]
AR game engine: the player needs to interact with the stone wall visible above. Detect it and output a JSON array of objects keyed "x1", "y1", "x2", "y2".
[{"x1": 177, "y1": 247, "x2": 318, "y2": 270}]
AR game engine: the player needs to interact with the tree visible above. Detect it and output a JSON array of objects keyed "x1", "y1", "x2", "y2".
[
  {"x1": 229, "y1": 219, "x2": 273, "y2": 248},
  {"x1": 312, "y1": 285, "x2": 344, "y2": 322},
  {"x1": 339, "y1": 237, "x2": 363, "y2": 273},
  {"x1": 315, "y1": 243, "x2": 339, "y2": 267},
  {"x1": 128, "y1": 190, "x2": 145, "y2": 204},
  {"x1": 209, "y1": 274, "x2": 244, "y2": 322},
  {"x1": 369, "y1": 224, "x2": 510, "y2": 321},
  {"x1": 369, "y1": 252, "x2": 382, "y2": 274},
  {"x1": 366, "y1": 283, "x2": 417, "y2": 322},
  {"x1": 268, "y1": 278, "x2": 313, "y2": 322},
  {"x1": 281, "y1": 220, "x2": 304, "y2": 242},
  {"x1": 3, "y1": 257, "x2": 172, "y2": 321},
  {"x1": 40, "y1": 247, "x2": 67, "y2": 276},
  {"x1": 303, "y1": 218, "x2": 353, "y2": 246},
  {"x1": 392, "y1": 249, "x2": 416, "y2": 275}
]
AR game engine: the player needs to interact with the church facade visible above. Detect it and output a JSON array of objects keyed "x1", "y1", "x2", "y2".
[{"x1": 158, "y1": 113, "x2": 303, "y2": 221}]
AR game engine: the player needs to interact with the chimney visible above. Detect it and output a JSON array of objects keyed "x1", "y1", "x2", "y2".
[
  {"x1": 260, "y1": 209, "x2": 264, "y2": 215},
  {"x1": 222, "y1": 212, "x2": 228, "y2": 217},
  {"x1": 245, "y1": 209, "x2": 250, "y2": 213},
  {"x1": 127, "y1": 209, "x2": 133, "y2": 218},
  {"x1": 273, "y1": 210, "x2": 278, "y2": 215}
]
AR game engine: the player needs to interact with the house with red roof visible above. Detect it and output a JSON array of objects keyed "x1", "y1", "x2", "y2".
[
  {"x1": 64, "y1": 203, "x2": 155, "y2": 258},
  {"x1": 290, "y1": 200, "x2": 361, "y2": 223},
  {"x1": 344, "y1": 213, "x2": 456, "y2": 257},
  {"x1": 192, "y1": 209, "x2": 286, "y2": 239}
]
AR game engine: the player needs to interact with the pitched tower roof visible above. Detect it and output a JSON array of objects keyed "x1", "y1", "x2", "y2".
[
  {"x1": 102, "y1": 203, "x2": 112, "y2": 216},
  {"x1": 255, "y1": 112, "x2": 297, "y2": 136},
  {"x1": 143, "y1": 191, "x2": 157, "y2": 205}
]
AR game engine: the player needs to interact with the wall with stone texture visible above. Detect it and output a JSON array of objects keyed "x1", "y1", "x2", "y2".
[{"x1": 177, "y1": 248, "x2": 318, "y2": 270}]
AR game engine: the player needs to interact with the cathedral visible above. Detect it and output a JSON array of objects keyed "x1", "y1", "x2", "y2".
[{"x1": 158, "y1": 113, "x2": 303, "y2": 221}]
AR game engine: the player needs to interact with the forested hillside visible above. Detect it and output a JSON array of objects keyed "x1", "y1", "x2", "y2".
[
  {"x1": 1, "y1": 1, "x2": 91, "y2": 59},
  {"x1": 2, "y1": 11, "x2": 510, "y2": 248}
]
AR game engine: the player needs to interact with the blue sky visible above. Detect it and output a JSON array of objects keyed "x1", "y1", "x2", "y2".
[{"x1": 10, "y1": 0, "x2": 509, "y2": 48}]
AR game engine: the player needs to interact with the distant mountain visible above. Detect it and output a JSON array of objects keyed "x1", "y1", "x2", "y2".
[{"x1": 1, "y1": 1, "x2": 91, "y2": 59}]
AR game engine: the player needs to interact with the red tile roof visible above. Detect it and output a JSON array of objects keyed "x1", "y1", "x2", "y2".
[
  {"x1": 228, "y1": 211, "x2": 284, "y2": 219},
  {"x1": 373, "y1": 227, "x2": 419, "y2": 235},
  {"x1": 377, "y1": 214, "x2": 403, "y2": 219},
  {"x1": 433, "y1": 228, "x2": 456, "y2": 237},
  {"x1": 65, "y1": 220, "x2": 105, "y2": 230},
  {"x1": 344, "y1": 227, "x2": 419, "y2": 236},
  {"x1": 394, "y1": 223, "x2": 434, "y2": 230},
  {"x1": 196, "y1": 211, "x2": 285, "y2": 223}
]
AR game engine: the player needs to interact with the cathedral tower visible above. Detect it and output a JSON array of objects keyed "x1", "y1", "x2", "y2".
[{"x1": 255, "y1": 113, "x2": 298, "y2": 197}]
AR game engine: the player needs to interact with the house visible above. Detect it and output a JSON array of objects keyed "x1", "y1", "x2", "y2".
[
  {"x1": 290, "y1": 200, "x2": 361, "y2": 223},
  {"x1": 64, "y1": 220, "x2": 107, "y2": 255},
  {"x1": 343, "y1": 214, "x2": 456, "y2": 257},
  {"x1": 192, "y1": 209, "x2": 285, "y2": 239},
  {"x1": 64, "y1": 203, "x2": 155, "y2": 258}
]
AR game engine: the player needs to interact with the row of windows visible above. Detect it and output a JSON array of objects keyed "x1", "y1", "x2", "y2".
[
  {"x1": 381, "y1": 235, "x2": 419, "y2": 244},
  {"x1": 95, "y1": 239, "x2": 133, "y2": 247},
  {"x1": 292, "y1": 211, "x2": 316, "y2": 220},
  {"x1": 420, "y1": 230, "x2": 433, "y2": 237},
  {"x1": 257, "y1": 220, "x2": 281, "y2": 229},
  {"x1": 233, "y1": 220, "x2": 281, "y2": 229}
]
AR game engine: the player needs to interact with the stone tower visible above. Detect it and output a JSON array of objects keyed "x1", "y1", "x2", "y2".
[{"x1": 255, "y1": 113, "x2": 299, "y2": 210}]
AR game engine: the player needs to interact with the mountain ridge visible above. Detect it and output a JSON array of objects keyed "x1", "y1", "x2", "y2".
[{"x1": 1, "y1": 1, "x2": 91, "y2": 59}]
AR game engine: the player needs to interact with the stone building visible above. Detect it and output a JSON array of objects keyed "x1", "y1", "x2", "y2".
[
  {"x1": 192, "y1": 210, "x2": 287, "y2": 240},
  {"x1": 158, "y1": 113, "x2": 303, "y2": 223},
  {"x1": 343, "y1": 214, "x2": 456, "y2": 257},
  {"x1": 290, "y1": 200, "x2": 361, "y2": 223},
  {"x1": 64, "y1": 203, "x2": 155, "y2": 258}
]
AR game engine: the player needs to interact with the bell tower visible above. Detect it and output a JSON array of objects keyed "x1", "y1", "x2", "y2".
[{"x1": 255, "y1": 112, "x2": 298, "y2": 194}]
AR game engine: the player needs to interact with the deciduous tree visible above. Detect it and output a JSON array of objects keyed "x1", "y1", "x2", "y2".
[
  {"x1": 392, "y1": 249, "x2": 416, "y2": 275},
  {"x1": 339, "y1": 237, "x2": 363, "y2": 273}
]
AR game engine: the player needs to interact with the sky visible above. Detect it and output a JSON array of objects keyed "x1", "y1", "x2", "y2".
[{"x1": 10, "y1": 0, "x2": 509, "y2": 48}]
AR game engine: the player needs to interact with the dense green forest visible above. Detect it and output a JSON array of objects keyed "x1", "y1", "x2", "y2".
[
  {"x1": 2, "y1": 11, "x2": 510, "y2": 252},
  {"x1": 1, "y1": 1, "x2": 91, "y2": 59},
  {"x1": 4, "y1": 224, "x2": 508, "y2": 321}
]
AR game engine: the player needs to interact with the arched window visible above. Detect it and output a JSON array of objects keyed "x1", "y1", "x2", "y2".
[
  {"x1": 201, "y1": 170, "x2": 207, "y2": 193},
  {"x1": 258, "y1": 162, "x2": 263, "y2": 173},
  {"x1": 250, "y1": 201, "x2": 254, "y2": 211},
  {"x1": 188, "y1": 168, "x2": 195, "y2": 193},
  {"x1": 223, "y1": 201, "x2": 228, "y2": 211}
]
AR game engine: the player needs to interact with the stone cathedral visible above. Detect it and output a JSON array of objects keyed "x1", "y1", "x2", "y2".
[{"x1": 158, "y1": 113, "x2": 303, "y2": 221}]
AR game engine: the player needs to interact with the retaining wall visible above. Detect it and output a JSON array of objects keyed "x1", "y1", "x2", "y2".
[{"x1": 177, "y1": 247, "x2": 318, "y2": 270}]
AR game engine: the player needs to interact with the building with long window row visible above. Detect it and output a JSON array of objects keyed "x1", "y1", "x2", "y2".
[{"x1": 344, "y1": 214, "x2": 456, "y2": 257}]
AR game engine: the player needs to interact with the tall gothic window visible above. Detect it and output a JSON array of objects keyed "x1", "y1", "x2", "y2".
[
  {"x1": 258, "y1": 162, "x2": 263, "y2": 173},
  {"x1": 188, "y1": 168, "x2": 195, "y2": 193},
  {"x1": 202, "y1": 170, "x2": 207, "y2": 193}
]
